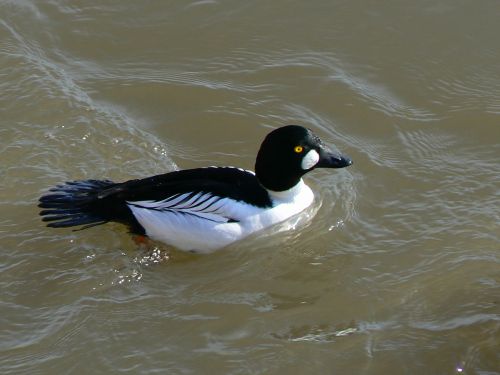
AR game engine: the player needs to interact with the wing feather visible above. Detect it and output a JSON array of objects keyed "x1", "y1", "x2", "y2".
[{"x1": 127, "y1": 192, "x2": 234, "y2": 223}]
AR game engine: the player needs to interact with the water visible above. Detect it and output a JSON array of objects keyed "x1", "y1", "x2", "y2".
[{"x1": 1, "y1": 1, "x2": 499, "y2": 374}]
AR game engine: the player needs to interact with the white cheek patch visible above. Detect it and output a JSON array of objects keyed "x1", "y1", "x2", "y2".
[{"x1": 301, "y1": 149, "x2": 320, "y2": 170}]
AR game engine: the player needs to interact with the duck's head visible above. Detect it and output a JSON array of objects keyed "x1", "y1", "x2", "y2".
[{"x1": 255, "y1": 125, "x2": 352, "y2": 192}]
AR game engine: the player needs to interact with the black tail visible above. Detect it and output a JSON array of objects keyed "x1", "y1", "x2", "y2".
[{"x1": 39, "y1": 179, "x2": 117, "y2": 230}]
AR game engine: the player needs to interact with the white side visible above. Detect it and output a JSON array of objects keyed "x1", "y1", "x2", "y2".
[{"x1": 127, "y1": 179, "x2": 315, "y2": 253}]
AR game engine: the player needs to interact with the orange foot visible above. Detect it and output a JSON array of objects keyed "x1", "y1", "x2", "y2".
[{"x1": 133, "y1": 234, "x2": 150, "y2": 246}]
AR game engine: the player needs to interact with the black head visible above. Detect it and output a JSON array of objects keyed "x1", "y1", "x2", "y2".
[{"x1": 255, "y1": 125, "x2": 352, "y2": 191}]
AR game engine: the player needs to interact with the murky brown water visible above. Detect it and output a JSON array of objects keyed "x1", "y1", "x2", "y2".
[{"x1": 1, "y1": 1, "x2": 499, "y2": 374}]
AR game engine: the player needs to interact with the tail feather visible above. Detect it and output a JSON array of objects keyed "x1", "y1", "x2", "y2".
[{"x1": 39, "y1": 179, "x2": 116, "y2": 229}]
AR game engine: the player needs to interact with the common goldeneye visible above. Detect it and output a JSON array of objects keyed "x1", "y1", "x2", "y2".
[{"x1": 39, "y1": 125, "x2": 352, "y2": 253}]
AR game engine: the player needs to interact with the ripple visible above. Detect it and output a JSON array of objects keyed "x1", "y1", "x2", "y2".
[
  {"x1": 0, "y1": 17, "x2": 177, "y2": 189},
  {"x1": 412, "y1": 314, "x2": 500, "y2": 332}
]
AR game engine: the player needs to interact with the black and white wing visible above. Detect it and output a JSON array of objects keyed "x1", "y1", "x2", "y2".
[
  {"x1": 127, "y1": 191, "x2": 239, "y2": 223},
  {"x1": 39, "y1": 167, "x2": 273, "y2": 236},
  {"x1": 112, "y1": 166, "x2": 273, "y2": 230}
]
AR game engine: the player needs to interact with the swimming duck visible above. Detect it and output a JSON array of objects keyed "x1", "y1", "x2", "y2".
[{"x1": 39, "y1": 125, "x2": 352, "y2": 253}]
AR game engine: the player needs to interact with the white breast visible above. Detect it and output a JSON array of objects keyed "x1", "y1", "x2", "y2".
[{"x1": 127, "y1": 180, "x2": 314, "y2": 253}]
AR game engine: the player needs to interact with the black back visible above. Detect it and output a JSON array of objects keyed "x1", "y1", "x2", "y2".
[{"x1": 101, "y1": 167, "x2": 272, "y2": 208}]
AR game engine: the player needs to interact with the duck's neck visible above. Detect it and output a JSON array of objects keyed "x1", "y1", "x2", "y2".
[
  {"x1": 267, "y1": 179, "x2": 310, "y2": 203},
  {"x1": 255, "y1": 163, "x2": 303, "y2": 192}
]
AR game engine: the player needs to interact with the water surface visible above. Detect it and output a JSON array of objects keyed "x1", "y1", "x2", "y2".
[{"x1": 1, "y1": 1, "x2": 499, "y2": 374}]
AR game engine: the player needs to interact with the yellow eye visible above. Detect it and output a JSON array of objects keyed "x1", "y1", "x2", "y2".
[{"x1": 294, "y1": 146, "x2": 303, "y2": 153}]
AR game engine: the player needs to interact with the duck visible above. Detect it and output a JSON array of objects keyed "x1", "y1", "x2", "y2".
[{"x1": 39, "y1": 125, "x2": 352, "y2": 253}]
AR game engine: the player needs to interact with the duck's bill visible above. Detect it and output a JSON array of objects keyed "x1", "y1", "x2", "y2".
[{"x1": 316, "y1": 148, "x2": 353, "y2": 169}]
